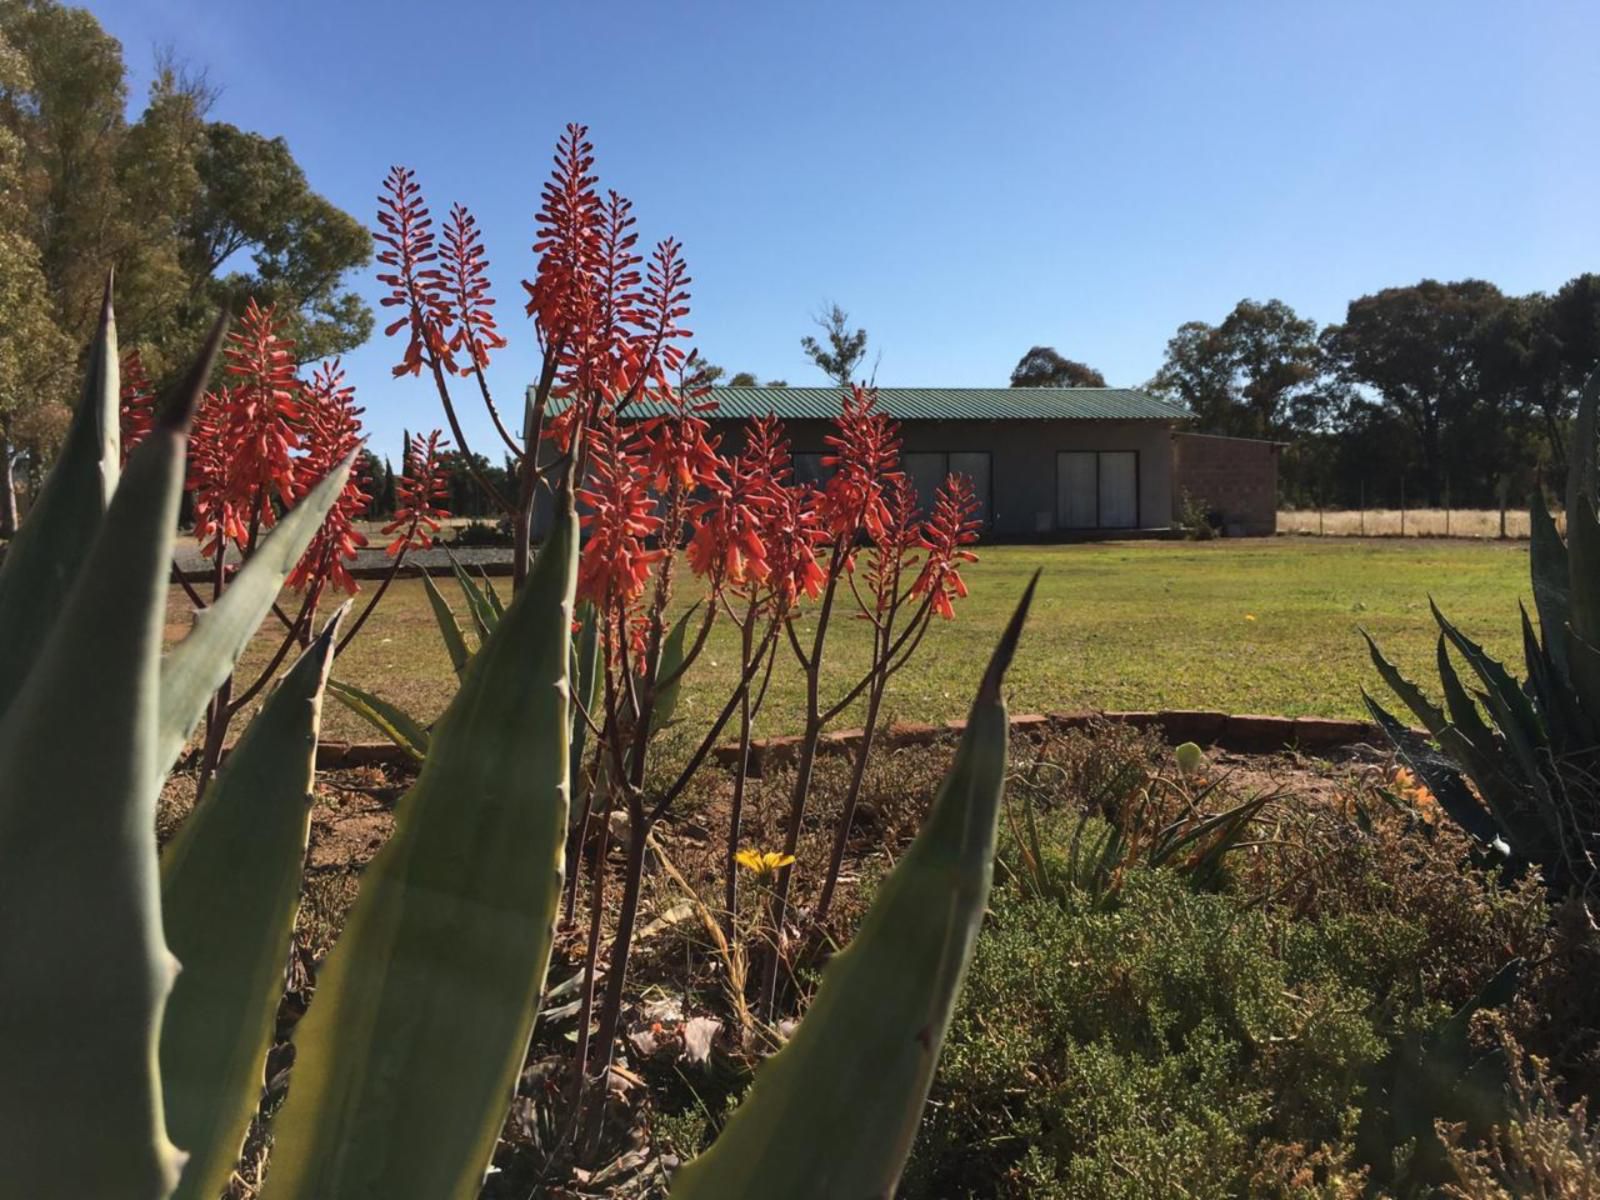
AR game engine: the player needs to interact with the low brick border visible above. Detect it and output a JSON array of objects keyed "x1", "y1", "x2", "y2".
[
  {"x1": 708, "y1": 709, "x2": 1384, "y2": 778},
  {"x1": 303, "y1": 709, "x2": 1385, "y2": 777}
]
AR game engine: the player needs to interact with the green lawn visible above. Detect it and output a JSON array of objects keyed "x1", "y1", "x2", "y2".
[{"x1": 187, "y1": 537, "x2": 1534, "y2": 745}]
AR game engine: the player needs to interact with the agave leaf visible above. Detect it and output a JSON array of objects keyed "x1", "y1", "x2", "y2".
[
  {"x1": 1566, "y1": 369, "x2": 1600, "y2": 648},
  {"x1": 1362, "y1": 629, "x2": 1449, "y2": 736},
  {"x1": 160, "y1": 608, "x2": 342, "y2": 1200},
  {"x1": 327, "y1": 678, "x2": 430, "y2": 762},
  {"x1": 1434, "y1": 636, "x2": 1500, "y2": 757},
  {"x1": 569, "y1": 599, "x2": 602, "y2": 827},
  {"x1": 157, "y1": 454, "x2": 354, "y2": 778},
  {"x1": 447, "y1": 547, "x2": 498, "y2": 642},
  {"x1": 0, "y1": 388, "x2": 194, "y2": 1197},
  {"x1": 423, "y1": 569, "x2": 474, "y2": 671},
  {"x1": 1567, "y1": 368, "x2": 1600, "y2": 541},
  {"x1": 1520, "y1": 603, "x2": 1592, "y2": 750},
  {"x1": 670, "y1": 575, "x2": 1037, "y2": 1200},
  {"x1": 0, "y1": 282, "x2": 120, "y2": 722},
  {"x1": 1430, "y1": 601, "x2": 1548, "y2": 789},
  {"x1": 1528, "y1": 498, "x2": 1571, "y2": 676},
  {"x1": 260, "y1": 496, "x2": 577, "y2": 1200},
  {"x1": 651, "y1": 603, "x2": 699, "y2": 732},
  {"x1": 1362, "y1": 693, "x2": 1504, "y2": 848},
  {"x1": 478, "y1": 566, "x2": 506, "y2": 619}
]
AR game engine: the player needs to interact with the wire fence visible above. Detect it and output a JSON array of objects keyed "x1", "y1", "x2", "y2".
[{"x1": 1276, "y1": 507, "x2": 1564, "y2": 539}]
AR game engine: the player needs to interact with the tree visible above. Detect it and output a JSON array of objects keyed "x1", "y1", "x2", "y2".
[
  {"x1": 1514, "y1": 275, "x2": 1600, "y2": 485},
  {"x1": 800, "y1": 302, "x2": 868, "y2": 387},
  {"x1": 727, "y1": 371, "x2": 758, "y2": 387},
  {"x1": 180, "y1": 122, "x2": 372, "y2": 361},
  {"x1": 1148, "y1": 299, "x2": 1334, "y2": 441},
  {"x1": 0, "y1": 0, "x2": 371, "y2": 380},
  {"x1": 1009, "y1": 345, "x2": 1106, "y2": 388},
  {"x1": 764, "y1": 378, "x2": 788, "y2": 387},
  {"x1": 1322, "y1": 280, "x2": 1514, "y2": 505},
  {"x1": 0, "y1": 25, "x2": 70, "y2": 535}
]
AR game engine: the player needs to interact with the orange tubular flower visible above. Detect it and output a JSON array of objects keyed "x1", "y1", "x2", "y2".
[
  {"x1": 289, "y1": 360, "x2": 370, "y2": 595},
  {"x1": 738, "y1": 418, "x2": 825, "y2": 611},
  {"x1": 376, "y1": 165, "x2": 455, "y2": 377},
  {"x1": 576, "y1": 417, "x2": 664, "y2": 608},
  {"x1": 819, "y1": 385, "x2": 903, "y2": 543},
  {"x1": 119, "y1": 349, "x2": 156, "y2": 463},
  {"x1": 913, "y1": 473, "x2": 982, "y2": 619},
  {"x1": 861, "y1": 474, "x2": 923, "y2": 617},
  {"x1": 441, "y1": 203, "x2": 506, "y2": 370},
  {"x1": 525, "y1": 124, "x2": 603, "y2": 358},
  {"x1": 384, "y1": 431, "x2": 453, "y2": 555},
  {"x1": 686, "y1": 447, "x2": 771, "y2": 593},
  {"x1": 189, "y1": 300, "x2": 304, "y2": 558}
]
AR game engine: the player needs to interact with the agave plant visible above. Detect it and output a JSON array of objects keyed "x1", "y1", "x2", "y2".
[
  {"x1": 0, "y1": 292, "x2": 1035, "y2": 1199},
  {"x1": 1365, "y1": 369, "x2": 1600, "y2": 915}
]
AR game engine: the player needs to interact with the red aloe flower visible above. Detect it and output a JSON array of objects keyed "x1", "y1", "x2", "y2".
[
  {"x1": 632, "y1": 238, "x2": 693, "y2": 390},
  {"x1": 912, "y1": 473, "x2": 982, "y2": 619},
  {"x1": 686, "y1": 447, "x2": 771, "y2": 592},
  {"x1": 384, "y1": 430, "x2": 453, "y2": 554},
  {"x1": 580, "y1": 190, "x2": 643, "y2": 405},
  {"x1": 223, "y1": 298, "x2": 303, "y2": 514},
  {"x1": 860, "y1": 474, "x2": 923, "y2": 617},
  {"x1": 188, "y1": 387, "x2": 249, "y2": 559},
  {"x1": 376, "y1": 165, "x2": 455, "y2": 377},
  {"x1": 525, "y1": 124, "x2": 603, "y2": 356},
  {"x1": 189, "y1": 300, "x2": 304, "y2": 558},
  {"x1": 576, "y1": 416, "x2": 663, "y2": 608},
  {"x1": 288, "y1": 360, "x2": 370, "y2": 595},
  {"x1": 738, "y1": 418, "x2": 825, "y2": 610},
  {"x1": 818, "y1": 385, "x2": 902, "y2": 543},
  {"x1": 441, "y1": 203, "x2": 506, "y2": 370},
  {"x1": 119, "y1": 348, "x2": 156, "y2": 463}
]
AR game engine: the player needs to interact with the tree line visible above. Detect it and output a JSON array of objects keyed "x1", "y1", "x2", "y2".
[
  {"x1": 1016, "y1": 279, "x2": 1600, "y2": 510},
  {"x1": 0, "y1": 0, "x2": 371, "y2": 533}
]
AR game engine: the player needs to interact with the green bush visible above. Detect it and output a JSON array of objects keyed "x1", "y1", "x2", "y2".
[{"x1": 899, "y1": 787, "x2": 1558, "y2": 1199}]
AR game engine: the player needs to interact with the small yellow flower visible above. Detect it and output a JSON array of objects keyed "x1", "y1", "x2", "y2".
[
  {"x1": 735, "y1": 849, "x2": 796, "y2": 879},
  {"x1": 1244, "y1": 613, "x2": 1258, "y2": 622}
]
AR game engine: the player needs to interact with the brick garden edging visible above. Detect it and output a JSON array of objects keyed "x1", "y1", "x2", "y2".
[{"x1": 305, "y1": 709, "x2": 1385, "y2": 776}]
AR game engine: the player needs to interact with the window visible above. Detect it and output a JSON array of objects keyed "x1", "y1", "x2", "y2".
[{"x1": 1056, "y1": 451, "x2": 1139, "y2": 529}]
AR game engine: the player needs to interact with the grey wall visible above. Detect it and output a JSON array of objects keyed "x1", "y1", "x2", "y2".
[
  {"x1": 534, "y1": 418, "x2": 1177, "y2": 540},
  {"x1": 743, "y1": 418, "x2": 1175, "y2": 538}
]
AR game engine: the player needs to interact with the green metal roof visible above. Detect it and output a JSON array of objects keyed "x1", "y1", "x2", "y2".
[{"x1": 536, "y1": 386, "x2": 1191, "y2": 423}]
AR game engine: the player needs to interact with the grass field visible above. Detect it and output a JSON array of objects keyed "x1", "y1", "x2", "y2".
[{"x1": 179, "y1": 537, "x2": 1534, "y2": 745}]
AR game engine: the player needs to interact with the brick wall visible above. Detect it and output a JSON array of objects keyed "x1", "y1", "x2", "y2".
[{"x1": 1172, "y1": 432, "x2": 1281, "y2": 536}]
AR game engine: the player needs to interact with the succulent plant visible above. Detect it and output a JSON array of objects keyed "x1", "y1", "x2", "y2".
[
  {"x1": 0, "y1": 292, "x2": 1034, "y2": 1199},
  {"x1": 1365, "y1": 369, "x2": 1600, "y2": 914}
]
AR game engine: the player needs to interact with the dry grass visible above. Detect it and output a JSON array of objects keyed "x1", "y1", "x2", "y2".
[{"x1": 1278, "y1": 508, "x2": 1566, "y2": 539}]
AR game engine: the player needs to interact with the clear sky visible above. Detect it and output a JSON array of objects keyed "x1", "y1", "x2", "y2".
[{"x1": 89, "y1": 0, "x2": 1600, "y2": 459}]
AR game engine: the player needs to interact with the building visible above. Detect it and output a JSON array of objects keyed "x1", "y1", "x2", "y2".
[{"x1": 534, "y1": 385, "x2": 1281, "y2": 539}]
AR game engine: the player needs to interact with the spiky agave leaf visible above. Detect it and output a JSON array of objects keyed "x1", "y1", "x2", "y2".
[
  {"x1": 0, "y1": 331, "x2": 210, "y2": 1198},
  {"x1": 160, "y1": 607, "x2": 344, "y2": 1200},
  {"x1": 327, "y1": 677, "x2": 430, "y2": 762},
  {"x1": 0, "y1": 279, "x2": 120, "y2": 721},
  {"x1": 670, "y1": 574, "x2": 1037, "y2": 1200},
  {"x1": 156, "y1": 453, "x2": 354, "y2": 779},
  {"x1": 259, "y1": 493, "x2": 577, "y2": 1200}
]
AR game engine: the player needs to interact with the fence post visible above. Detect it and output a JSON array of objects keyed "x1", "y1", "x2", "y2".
[
  {"x1": 1445, "y1": 477, "x2": 1451, "y2": 537},
  {"x1": 1360, "y1": 480, "x2": 1366, "y2": 536},
  {"x1": 1400, "y1": 475, "x2": 1406, "y2": 537}
]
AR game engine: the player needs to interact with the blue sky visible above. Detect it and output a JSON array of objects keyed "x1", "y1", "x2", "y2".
[{"x1": 91, "y1": 0, "x2": 1599, "y2": 459}]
